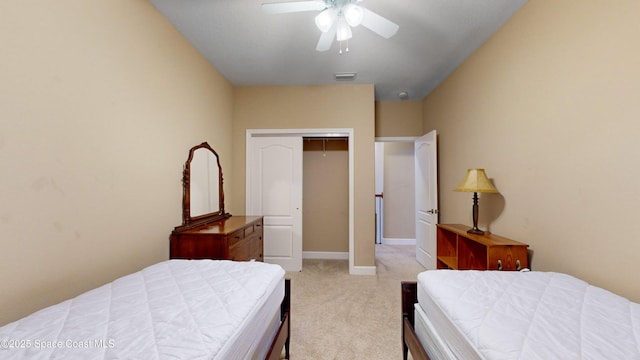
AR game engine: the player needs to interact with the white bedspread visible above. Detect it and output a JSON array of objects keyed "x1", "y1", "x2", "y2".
[
  {"x1": 417, "y1": 270, "x2": 640, "y2": 359},
  {"x1": 0, "y1": 260, "x2": 285, "y2": 359}
]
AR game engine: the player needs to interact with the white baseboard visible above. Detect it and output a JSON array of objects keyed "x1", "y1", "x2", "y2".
[
  {"x1": 350, "y1": 265, "x2": 377, "y2": 276},
  {"x1": 303, "y1": 251, "x2": 349, "y2": 260},
  {"x1": 382, "y1": 238, "x2": 416, "y2": 245}
]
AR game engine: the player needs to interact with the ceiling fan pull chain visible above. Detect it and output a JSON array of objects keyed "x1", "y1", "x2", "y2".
[{"x1": 338, "y1": 39, "x2": 349, "y2": 55}]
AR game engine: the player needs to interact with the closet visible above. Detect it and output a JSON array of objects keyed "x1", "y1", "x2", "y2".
[{"x1": 303, "y1": 137, "x2": 349, "y2": 257}]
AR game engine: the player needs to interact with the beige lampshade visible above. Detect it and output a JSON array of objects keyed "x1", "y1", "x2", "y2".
[{"x1": 455, "y1": 169, "x2": 499, "y2": 193}]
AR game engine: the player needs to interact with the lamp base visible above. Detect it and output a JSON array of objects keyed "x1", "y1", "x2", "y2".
[{"x1": 468, "y1": 192, "x2": 485, "y2": 235}]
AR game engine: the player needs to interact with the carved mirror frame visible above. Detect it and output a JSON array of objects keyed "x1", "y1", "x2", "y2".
[{"x1": 178, "y1": 142, "x2": 230, "y2": 230}]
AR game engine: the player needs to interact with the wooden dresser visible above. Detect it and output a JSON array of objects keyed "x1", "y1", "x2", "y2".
[
  {"x1": 437, "y1": 224, "x2": 529, "y2": 271},
  {"x1": 170, "y1": 216, "x2": 264, "y2": 261}
]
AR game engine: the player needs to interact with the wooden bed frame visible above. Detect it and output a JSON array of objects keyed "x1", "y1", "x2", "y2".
[
  {"x1": 267, "y1": 278, "x2": 291, "y2": 360},
  {"x1": 401, "y1": 281, "x2": 430, "y2": 360}
]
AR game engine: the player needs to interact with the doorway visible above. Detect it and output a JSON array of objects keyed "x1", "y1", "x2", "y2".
[
  {"x1": 374, "y1": 138, "x2": 417, "y2": 246},
  {"x1": 375, "y1": 131, "x2": 438, "y2": 270},
  {"x1": 246, "y1": 129, "x2": 357, "y2": 273},
  {"x1": 302, "y1": 137, "x2": 349, "y2": 259}
]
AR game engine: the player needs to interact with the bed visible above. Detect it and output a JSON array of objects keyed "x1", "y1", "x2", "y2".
[
  {"x1": 0, "y1": 259, "x2": 290, "y2": 359},
  {"x1": 402, "y1": 270, "x2": 640, "y2": 360}
]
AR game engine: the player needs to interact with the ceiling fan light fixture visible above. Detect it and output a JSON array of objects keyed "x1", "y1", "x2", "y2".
[
  {"x1": 262, "y1": 0, "x2": 399, "y2": 53},
  {"x1": 315, "y1": 8, "x2": 335, "y2": 33},
  {"x1": 336, "y1": 18, "x2": 352, "y2": 41},
  {"x1": 343, "y1": 4, "x2": 364, "y2": 27}
]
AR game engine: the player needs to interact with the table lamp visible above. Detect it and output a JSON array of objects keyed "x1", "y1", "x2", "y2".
[{"x1": 455, "y1": 169, "x2": 498, "y2": 235}]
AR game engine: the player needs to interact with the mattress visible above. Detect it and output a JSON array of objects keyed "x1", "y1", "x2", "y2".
[
  {"x1": 416, "y1": 270, "x2": 640, "y2": 360},
  {"x1": 0, "y1": 260, "x2": 285, "y2": 359}
]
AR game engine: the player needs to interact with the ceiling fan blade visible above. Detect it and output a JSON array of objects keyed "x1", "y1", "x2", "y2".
[
  {"x1": 262, "y1": 1, "x2": 326, "y2": 14},
  {"x1": 316, "y1": 25, "x2": 336, "y2": 51},
  {"x1": 361, "y1": 8, "x2": 399, "y2": 39}
]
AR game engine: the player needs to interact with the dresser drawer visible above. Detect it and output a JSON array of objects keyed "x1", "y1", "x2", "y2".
[
  {"x1": 170, "y1": 234, "x2": 227, "y2": 260},
  {"x1": 170, "y1": 216, "x2": 264, "y2": 261},
  {"x1": 244, "y1": 231, "x2": 263, "y2": 261},
  {"x1": 487, "y1": 246, "x2": 528, "y2": 271},
  {"x1": 243, "y1": 219, "x2": 262, "y2": 237},
  {"x1": 229, "y1": 237, "x2": 250, "y2": 261},
  {"x1": 244, "y1": 224, "x2": 255, "y2": 237},
  {"x1": 229, "y1": 229, "x2": 245, "y2": 245}
]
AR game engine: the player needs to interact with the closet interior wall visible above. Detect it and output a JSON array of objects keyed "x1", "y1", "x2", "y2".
[{"x1": 302, "y1": 138, "x2": 349, "y2": 255}]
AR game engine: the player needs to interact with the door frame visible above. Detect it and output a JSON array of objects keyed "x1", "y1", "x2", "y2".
[
  {"x1": 246, "y1": 128, "x2": 358, "y2": 274},
  {"x1": 374, "y1": 136, "x2": 418, "y2": 248},
  {"x1": 374, "y1": 135, "x2": 438, "y2": 268}
]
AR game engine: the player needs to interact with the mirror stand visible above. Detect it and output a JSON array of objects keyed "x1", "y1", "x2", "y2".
[
  {"x1": 174, "y1": 142, "x2": 230, "y2": 232},
  {"x1": 170, "y1": 143, "x2": 264, "y2": 263}
]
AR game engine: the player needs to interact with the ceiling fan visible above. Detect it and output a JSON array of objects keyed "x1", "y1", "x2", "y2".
[{"x1": 262, "y1": 0, "x2": 399, "y2": 52}]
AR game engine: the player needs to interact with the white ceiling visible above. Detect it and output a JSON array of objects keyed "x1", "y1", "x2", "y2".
[{"x1": 149, "y1": 0, "x2": 527, "y2": 101}]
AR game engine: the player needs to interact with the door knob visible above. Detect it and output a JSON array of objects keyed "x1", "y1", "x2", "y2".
[{"x1": 427, "y1": 209, "x2": 439, "y2": 214}]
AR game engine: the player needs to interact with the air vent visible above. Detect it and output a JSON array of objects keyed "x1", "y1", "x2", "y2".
[{"x1": 334, "y1": 72, "x2": 357, "y2": 81}]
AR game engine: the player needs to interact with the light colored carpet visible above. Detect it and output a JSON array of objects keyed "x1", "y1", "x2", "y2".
[{"x1": 284, "y1": 244, "x2": 425, "y2": 359}]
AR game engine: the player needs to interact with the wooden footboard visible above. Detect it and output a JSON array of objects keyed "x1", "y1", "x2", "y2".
[
  {"x1": 401, "y1": 281, "x2": 430, "y2": 360},
  {"x1": 266, "y1": 278, "x2": 291, "y2": 360}
]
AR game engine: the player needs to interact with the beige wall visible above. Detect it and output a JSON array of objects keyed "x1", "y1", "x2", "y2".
[
  {"x1": 423, "y1": 0, "x2": 640, "y2": 301},
  {"x1": 0, "y1": 0, "x2": 234, "y2": 324},
  {"x1": 375, "y1": 101, "x2": 424, "y2": 137},
  {"x1": 303, "y1": 141, "x2": 349, "y2": 252},
  {"x1": 374, "y1": 101, "x2": 421, "y2": 241},
  {"x1": 383, "y1": 142, "x2": 416, "y2": 240},
  {"x1": 232, "y1": 85, "x2": 376, "y2": 266},
  {"x1": 9, "y1": 0, "x2": 635, "y2": 328}
]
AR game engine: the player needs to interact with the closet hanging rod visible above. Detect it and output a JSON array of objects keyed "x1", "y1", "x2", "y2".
[{"x1": 303, "y1": 137, "x2": 348, "y2": 142}]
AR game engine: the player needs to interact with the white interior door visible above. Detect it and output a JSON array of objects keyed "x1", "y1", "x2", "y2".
[
  {"x1": 247, "y1": 137, "x2": 303, "y2": 271},
  {"x1": 415, "y1": 130, "x2": 438, "y2": 269}
]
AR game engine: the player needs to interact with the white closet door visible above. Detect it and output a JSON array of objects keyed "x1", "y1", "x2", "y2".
[
  {"x1": 415, "y1": 130, "x2": 438, "y2": 269},
  {"x1": 248, "y1": 137, "x2": 303, "y2": 271}
]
